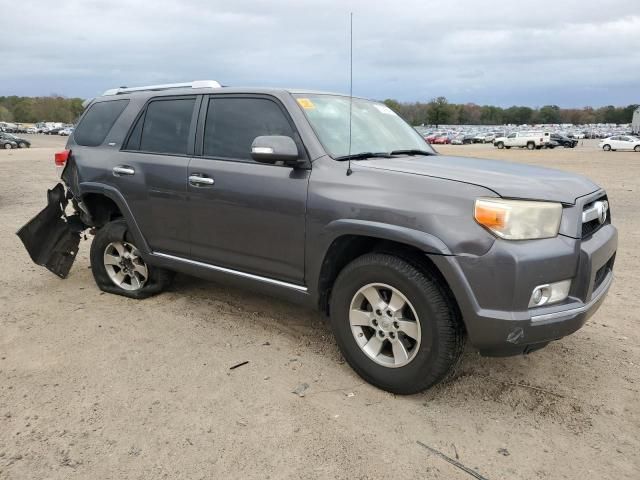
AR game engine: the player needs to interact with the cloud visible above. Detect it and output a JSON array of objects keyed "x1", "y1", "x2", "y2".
[{"x1": 1, "y1": 0, "x2": 638, "y2": 106}]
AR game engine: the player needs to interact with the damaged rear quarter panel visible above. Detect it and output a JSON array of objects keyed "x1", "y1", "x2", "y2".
[{"x1": 16, "y1": 183, "x2": 83, "y2": 278}]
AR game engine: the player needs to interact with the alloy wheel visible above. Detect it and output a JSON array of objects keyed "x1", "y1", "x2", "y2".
[
  {"x1": 103, "y1": 241, "x2": 148, "y2": 291},
  {"x1": 349, "y1": 283, "x2": 421, "y2": 368}
]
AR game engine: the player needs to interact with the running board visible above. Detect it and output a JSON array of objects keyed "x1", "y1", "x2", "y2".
[{"x1": 152, "y1": 252, "x2": 308, "y2": 292}]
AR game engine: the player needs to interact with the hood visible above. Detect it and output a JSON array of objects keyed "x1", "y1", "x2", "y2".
[{"x1": 357, "y1": 155, "x2": 599, "y2": 204}]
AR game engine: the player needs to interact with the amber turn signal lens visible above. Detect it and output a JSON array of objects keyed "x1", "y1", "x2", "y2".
[{"x1": 474, "y1": 203, "x2": 506, "y2": 229}]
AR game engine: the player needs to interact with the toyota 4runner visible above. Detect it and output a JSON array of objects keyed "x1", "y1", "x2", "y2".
[{"x1": 18, "y1": 81, "x2": 618, "y2": 394}]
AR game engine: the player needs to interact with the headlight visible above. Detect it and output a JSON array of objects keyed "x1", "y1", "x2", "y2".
[{"x1": 474, "y1": 198, "x2": 562, "y2": 240}]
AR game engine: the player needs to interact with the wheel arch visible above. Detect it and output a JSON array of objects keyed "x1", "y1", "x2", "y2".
[
  {"x1": 315, "y1": 222, "x2": 461, "y2": 325},
  {"x1": 79, "y1": 182, "x2": 151, "y2": 254}
]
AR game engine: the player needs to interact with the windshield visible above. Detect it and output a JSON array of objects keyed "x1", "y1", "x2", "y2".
[{"x1": 293, "y1": 94, "x2": 435, "y2": 158}]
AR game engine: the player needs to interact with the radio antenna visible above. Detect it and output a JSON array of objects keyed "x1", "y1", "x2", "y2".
[{"x1": 346, "y1": 12, "x2": 354, "y2": 176}]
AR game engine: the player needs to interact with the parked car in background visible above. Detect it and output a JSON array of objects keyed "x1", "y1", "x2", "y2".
[
  {"x1": 0, "y1": 137, "x2": 18, "y2": 149},
  {"x1": 424, "y1": 133, "x2": 438, "y2": 144},
  {"x1": 26, "y1": 127, "x2": 38, "y2": 134},
  {"x1": 493, "y1": 132, "x2": 550, "y2": 150},
  {"x1": 550, "y1": 134, "x2": 578, "y2": 148},
  {"x1": 432, "y1": 134, "x2": 451, "y2": 144},
  {"x1": 58, "y1": 128, "x2": 74, "y2": 137},
  {"x1": 0, "y1": 132, "x2": 31, "y2": 148},
  {"x1": 599, "y1": 136, "x2": 640, "y2": 152},
  {"x1": 45, "y1": 127, "x2": 64, "y2": 135}
]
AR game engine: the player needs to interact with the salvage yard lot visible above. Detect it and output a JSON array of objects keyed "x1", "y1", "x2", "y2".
[{"x1": 1, "y1": 135, "x2": 638, "y2": 479}]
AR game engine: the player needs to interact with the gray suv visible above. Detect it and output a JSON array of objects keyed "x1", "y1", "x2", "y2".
[{"x1": 18, "y1": 81, "x2": 618, "y2": 394}]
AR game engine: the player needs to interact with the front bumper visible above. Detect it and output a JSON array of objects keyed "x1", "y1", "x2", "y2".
[{"x1": 430, "y1": 223, "x2": 618, "y2": 356}]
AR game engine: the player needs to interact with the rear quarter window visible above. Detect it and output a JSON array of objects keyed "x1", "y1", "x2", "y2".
[{"x1": 74, "y1": 99, "x2": 129, "y2": 147}]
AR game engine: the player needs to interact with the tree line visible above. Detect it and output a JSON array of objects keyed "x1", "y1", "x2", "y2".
[
  {"x1": 383, "y1": 97, "x2": 639, "y2": 126},
  {"x1": 0, "y1": 94, "x2": 637, "y2": 127},
  {"x1": 0, "y1": 96, "x2": 85, "y2": 124}
]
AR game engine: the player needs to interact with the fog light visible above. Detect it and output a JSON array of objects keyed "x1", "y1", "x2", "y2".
[{"x1": 528, "y1": 280, "x2": 571, "y2": 308}]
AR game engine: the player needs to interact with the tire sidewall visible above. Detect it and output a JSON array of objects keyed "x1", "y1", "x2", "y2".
[{"x1": 330, "y1": 256, "x2": 450, "y2": 392}]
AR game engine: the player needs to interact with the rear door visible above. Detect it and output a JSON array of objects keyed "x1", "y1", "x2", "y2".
[
  {"x1": 114, "y1": 96, "x2": 198, "y2": 256},
  {"x1": 187, "y1": 95, "x2": 309, "y2": 284}
]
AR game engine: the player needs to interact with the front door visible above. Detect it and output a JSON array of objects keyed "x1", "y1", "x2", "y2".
[{"x1": 187, "y1": 95, "x2": 309, "y2": 285}]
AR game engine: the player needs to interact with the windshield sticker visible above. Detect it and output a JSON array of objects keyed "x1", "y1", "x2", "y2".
[
  {"x1": 374, "y1": 104, "x2": 395, "y2": 115},
  {"x1": 297, "y1": 98, "x2": 315, "y2": 109}
]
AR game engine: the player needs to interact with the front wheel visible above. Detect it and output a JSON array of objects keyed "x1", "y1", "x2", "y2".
[
  {"x1": 90, "y1": 218, "x2": 173, "y2": 299},
  {"x1": 18, "y1": 142, "x2": 28, "y2": 148},
  {"x1": 603, "y1": 144, "x2": 611, "y2": 151},
  {"x1": 3, "y1": 143, "x2": 12, "y2": 149},
  {"x1": 496, "y1": 142, "x2": 504, "y2": 149},
  {"x1": 634, "y1": 145, "x2": 640, "y2": 152},
  {"x1": 329, "y1": 253, "x2": 465, "y2": 394}
]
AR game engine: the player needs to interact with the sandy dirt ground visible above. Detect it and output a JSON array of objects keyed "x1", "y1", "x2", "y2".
[{"x1": 0, "y1": 135, "x2": 638, "y2": 479}]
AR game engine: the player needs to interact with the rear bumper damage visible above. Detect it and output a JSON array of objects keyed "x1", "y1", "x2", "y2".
[{"x1": 16, "y1": 183, "x2": 85, "y2": 278}]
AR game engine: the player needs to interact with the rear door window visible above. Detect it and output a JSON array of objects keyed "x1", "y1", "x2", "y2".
[
  {"x1": 203, "y1": 97, "x2": 295, "y2": 161},
  {"x1": 137, "y1": 98, "x2": 195, "y2": 155},
  {"x1": 74, "y1": 99, "x2": 129, "y2": 146}
]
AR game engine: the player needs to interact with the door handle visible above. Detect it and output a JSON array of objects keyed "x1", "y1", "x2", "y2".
[
  {"x1": 189, "y1": 174, "x2": 215, "y2": 186},
  {"x1": 113, "y1": 165, "x2": 135, "y2": 176}
]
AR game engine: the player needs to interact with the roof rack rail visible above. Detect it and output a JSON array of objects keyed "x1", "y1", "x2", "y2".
[{"x1": 102, "y1": 80, "x2": 222, "y2": 96}]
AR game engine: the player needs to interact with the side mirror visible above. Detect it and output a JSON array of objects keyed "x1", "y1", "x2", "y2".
[{"x1": 251, "y1": 136, "x2": 301, "y2": 166}]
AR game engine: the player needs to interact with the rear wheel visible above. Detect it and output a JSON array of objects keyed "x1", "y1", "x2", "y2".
[
  {"x1": 634, "y1": 145, "x2": 640, "y2": 152},
  {"x1": 3, "y1": 143, "x2": 12, "y2": 149},
  {"x1": 526, "y1": 142, "x2": 535, "y2": 150},
  {"x1": 603, "y1": 144, "x2": 611, "y2": 151},
  {"x1": 90, "y1": 218, "x2": 173, "y2": 299},
  {"x1": 329, "y1": 253, "x2": 465, "y2": 394},
  {"x1": 18, "y1": 142, "x2": 28, "y2": 148}
]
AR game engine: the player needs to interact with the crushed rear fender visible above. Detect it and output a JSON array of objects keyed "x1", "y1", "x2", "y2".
[{"x1": 16, "y1": 183, "x2": 85, "y2": 278}]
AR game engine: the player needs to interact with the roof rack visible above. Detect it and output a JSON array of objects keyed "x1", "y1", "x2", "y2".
[{"x1": 102, "y1": 80, "x2": 222, "y2": 96}]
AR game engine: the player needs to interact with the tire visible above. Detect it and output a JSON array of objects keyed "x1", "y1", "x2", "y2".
[
  {"x1": 526, "y1": 142, "x2": 535, "y2": 150},
  {"x1": 18, "y1": 142, "x2": 28, "y2": 148},
  {"x1": 90, "y1": 218, "x2": 173, "y2": 299},
  {"x1": 3, "y1": 143, "x2": 12, "y2": 149},
  {"x1": 634, "y1": 145, "x2": 640, "y2": 152},
  {"x1": 603, "y1": 144, "x2": 611, "y2": 151},
  {"x1": 329, "y1": 253, "x2": 465, "y2": 394},
  {"x1": 496, "y1": 142, "x2": 504, "y2": 149},
  {"x1": 505, "y1": 146, "x2": 511, "y2": 149}
]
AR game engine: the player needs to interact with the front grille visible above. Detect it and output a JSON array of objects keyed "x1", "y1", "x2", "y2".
[
  {"x1": 582, "y1": 218, "x2": 606, "y2": 237},
  {"x1": 593, "y1": 254, "x2": 615, "y2": 292},
  {"x1": 581, "y1": 195, "x2": 610, "y2": 238}
]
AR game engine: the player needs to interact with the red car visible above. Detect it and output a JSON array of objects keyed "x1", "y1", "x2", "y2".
[
  {"x1": 424, "y1": 133, "x2": 437, "y2": 144},
  {"x1": 432, "y1": 135, "x2": 451, "y2": 144}
]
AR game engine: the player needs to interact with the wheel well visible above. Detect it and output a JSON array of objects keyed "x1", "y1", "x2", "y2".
[
  {"x1": 317, "y1": 235, "x2": 461, "y2": 323},
  {"x1": 81, "y1": 193, "x2": 123, "y2": 227}
]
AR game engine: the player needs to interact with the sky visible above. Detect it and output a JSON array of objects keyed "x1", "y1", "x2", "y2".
[{"x1": 1, "y1": 0, "x2": 639, "y2": 107}]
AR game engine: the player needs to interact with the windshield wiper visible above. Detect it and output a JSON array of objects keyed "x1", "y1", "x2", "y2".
[
  {"x1": 335, "y1": 152, "x2": 392, "y2": 161},
  {"x1": 389, "y1": 149, "x2": 435, "y2": 156}
]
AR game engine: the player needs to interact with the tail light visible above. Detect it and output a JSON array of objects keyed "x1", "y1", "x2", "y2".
[{"x1": 54, "y1": 149, "x2": 70, "y2": 167}]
